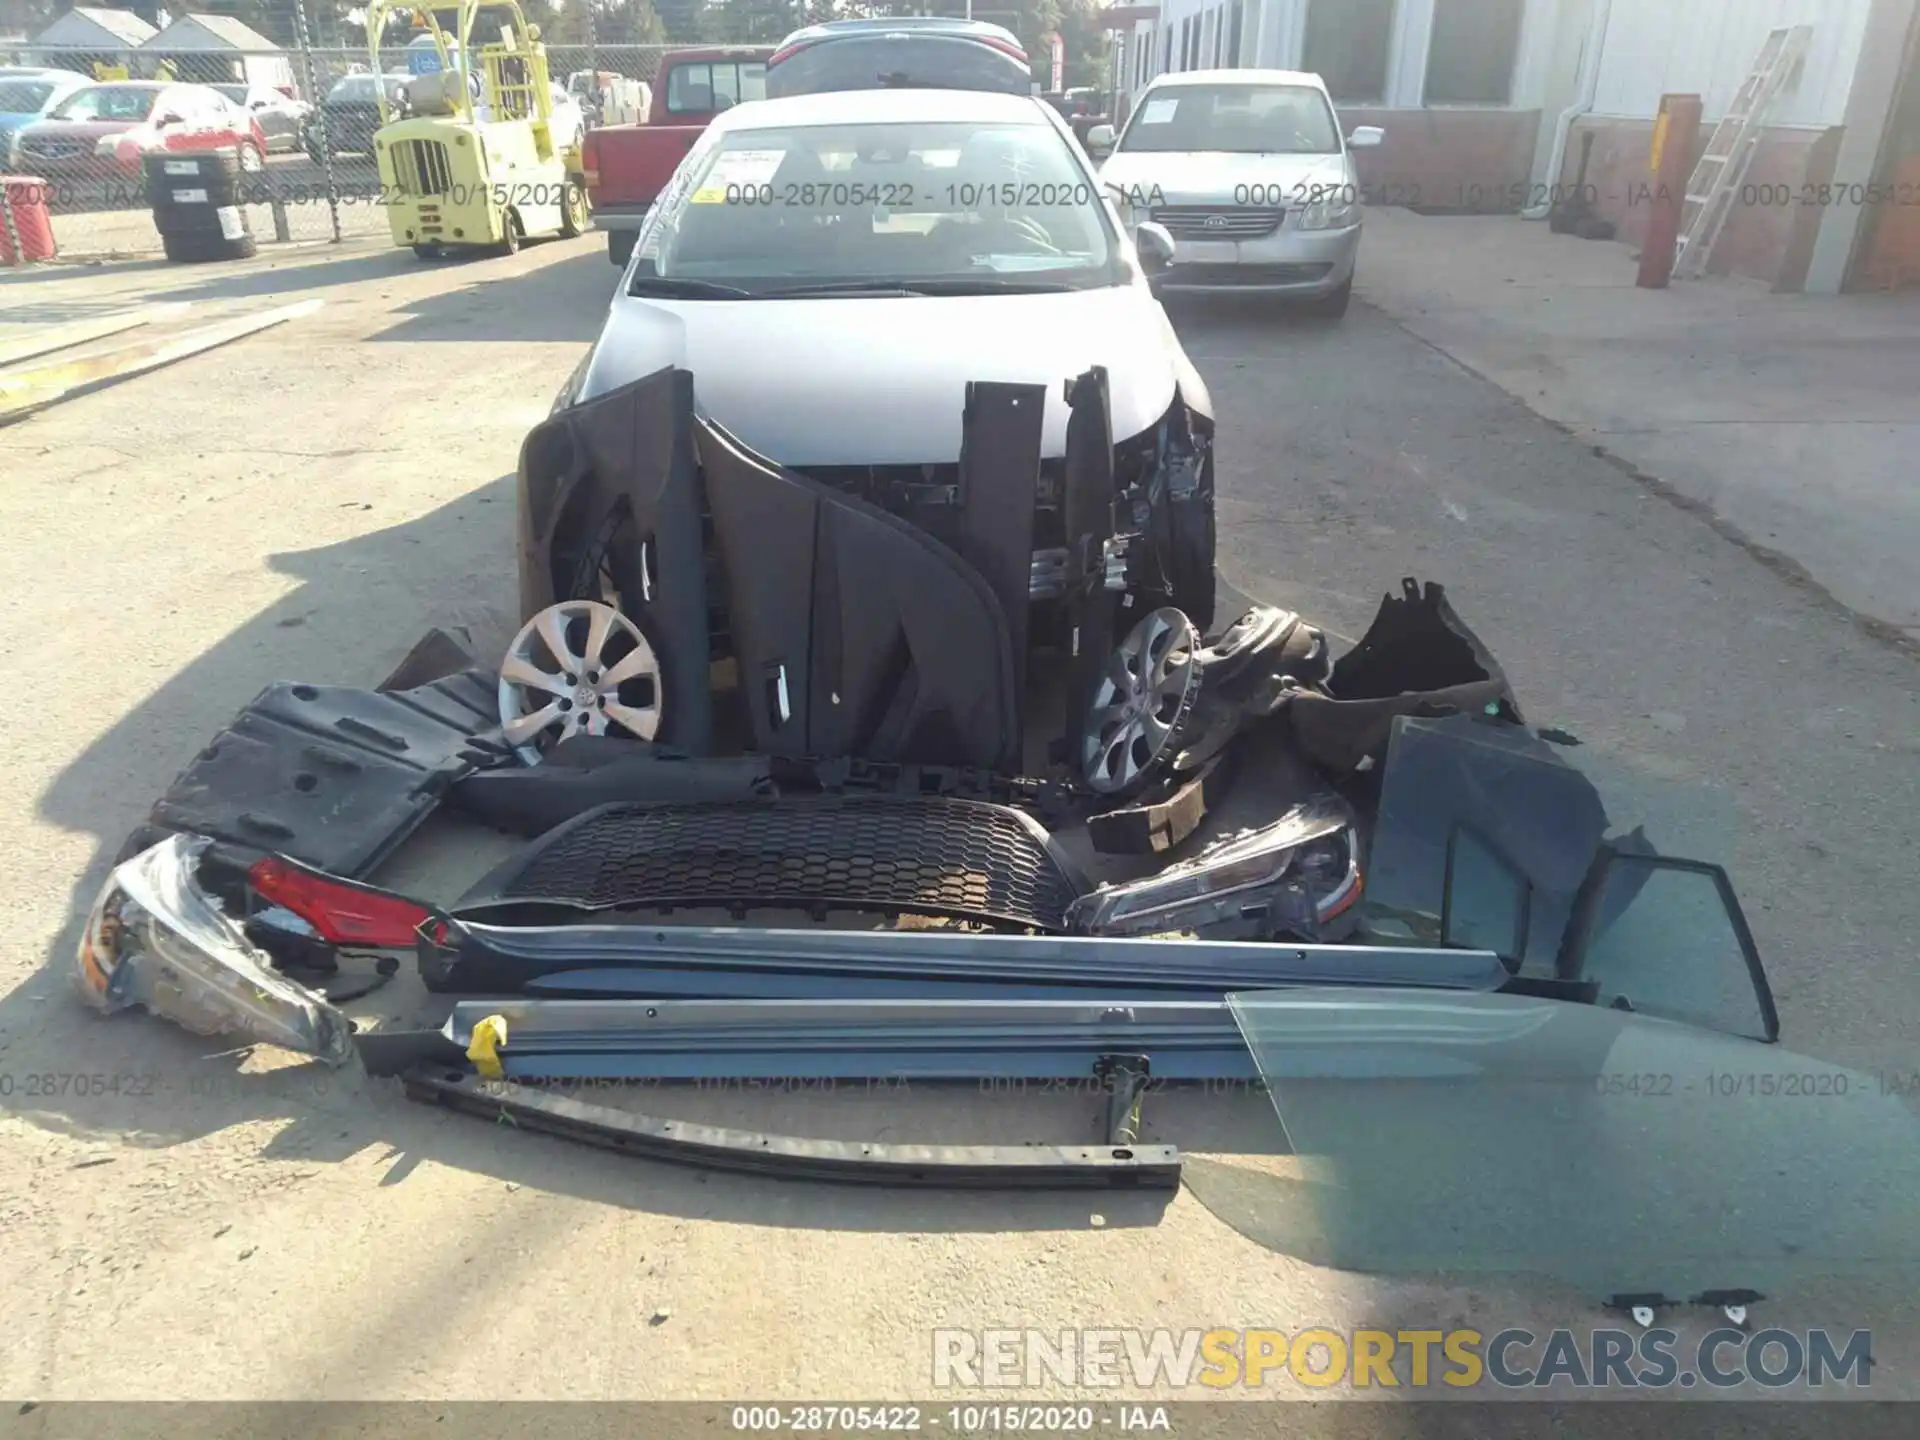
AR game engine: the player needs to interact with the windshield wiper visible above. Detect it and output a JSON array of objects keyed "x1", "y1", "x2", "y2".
[
  {"x1": 766, "y1": 278, "x2": 1080, "y2": 298},
  {"x1": 626, "y1": 276, "x2": 755, "y2": 300},
  {"x1": 758, "y1": 281, "x2": 919, "y2": 298},
  {"x1": 895, "y1": 278, "x2": 1079, "y2": 295}
]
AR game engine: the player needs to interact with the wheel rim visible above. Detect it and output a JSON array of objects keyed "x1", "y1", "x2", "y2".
[
  {"x1": 497, "y1": 600, "x2": 663, "y2": 764},
  {"x1": 1080, "y1": 607, "x2": 1200, "y2": 794}
]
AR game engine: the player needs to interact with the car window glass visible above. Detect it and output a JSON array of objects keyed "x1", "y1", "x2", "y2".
[
  {"x1": 666, "y1": 62, "x2": 766, "y2": 114},
  {"x1": 0, "y1": 80, "x2": 54, "y2": 111},
  {"x1": 48, "y1": 85, "x2": 159, "y2": 122},
  {"x1": 1118, "y1": 83, "x2": 1342, "y2": 155},
  {"x1": 766, "y1": 38, "x2": 1025, "y2": 98}
]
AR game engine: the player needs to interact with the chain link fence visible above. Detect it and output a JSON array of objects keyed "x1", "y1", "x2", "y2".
[{"x1": 1, "y1": 39, "x2": 669, "y2": 262}]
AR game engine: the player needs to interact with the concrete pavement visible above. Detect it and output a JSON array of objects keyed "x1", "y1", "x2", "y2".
[
  {"x1": 0, "y1": 239, "x2": 1916, "y2": 1406},
  {"x1": 1353, "y1": 208, "x2": 1920, "y2": 641}
]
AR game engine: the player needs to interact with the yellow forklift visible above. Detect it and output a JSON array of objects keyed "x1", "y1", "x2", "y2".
[{"x1": 366, "y1": 0, "x2": 591, "y2": 258}]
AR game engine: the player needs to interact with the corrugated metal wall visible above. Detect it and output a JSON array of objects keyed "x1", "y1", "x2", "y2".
[{"x1": 1590, "y1": 0, "x2": 1875, "y2": 126}]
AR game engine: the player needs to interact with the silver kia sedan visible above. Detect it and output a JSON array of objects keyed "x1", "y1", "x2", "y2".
[{"x1": 1090, "y1": 69, "x2": 1383, "y2": 317}]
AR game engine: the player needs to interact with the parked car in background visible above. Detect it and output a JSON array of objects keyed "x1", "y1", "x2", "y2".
[
  {"x1": 581, "y1": 46, "x2": 771, "y2": 265},
  {"x1": 16, "y1": 80, "x2": 269, "y2": 181},
  {"x1": 0, "y1": 68, "x2": 89, "y2": 166},
  {"x1": 310, "y1": 71, "x2": 412, "y2": 159},
  {"x1": 213, "y1": 82, "x2": 313, "y2": 154},
  {"x1": 1087, "y1": 69, "x2": 1382, "y2": 318},
  {"x1": 765, "y1": 16, "x2": 1032, "y2": 98}
]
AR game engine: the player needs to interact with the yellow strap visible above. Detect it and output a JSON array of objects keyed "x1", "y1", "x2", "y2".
[{"x1": 467, "y1": 1014, "x2": 509, "y2": 1079}]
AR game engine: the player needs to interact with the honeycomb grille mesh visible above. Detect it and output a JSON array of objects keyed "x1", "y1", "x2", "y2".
[{"x1": 491, "y1": 798, "x2": 1080, "y2": 931}]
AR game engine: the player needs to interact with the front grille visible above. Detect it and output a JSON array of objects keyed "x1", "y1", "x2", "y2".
[
  {"x1": 22, "y1": 139, "x2": 84, "y2": 160},
  {"x1": 463, "y1": 797, "x2": 1084, "y2": 931},
  {"x1": 1165, "y1": 262, "x2": 1334, "y2": 286},
  {"x1": 1152, "y1": 205, "x2": 1285, "y2": 240},
  {"x1": 392, "y1": 138, "x2": 452, "y2": 197}
]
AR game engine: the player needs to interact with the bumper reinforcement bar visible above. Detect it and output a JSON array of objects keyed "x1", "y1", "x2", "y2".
[{"x1": 398, "y1": 1066, "x2": 1184, "y2": 1190}]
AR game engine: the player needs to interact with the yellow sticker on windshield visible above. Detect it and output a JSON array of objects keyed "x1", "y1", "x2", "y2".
[{"x1": 690, "y1": 148, "x2": 788, "y2": 204}]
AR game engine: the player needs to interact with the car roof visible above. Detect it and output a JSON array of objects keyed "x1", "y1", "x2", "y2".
[
  {"x1": 1146, "y1": 68, "x2": 1329, "y2": 92},
  {"x1": 711, "y1": 87, "x2": 1051, "y2": 132},
  {"x1": 777, "y1": 16, "x2": 1023, "y2": 48}
]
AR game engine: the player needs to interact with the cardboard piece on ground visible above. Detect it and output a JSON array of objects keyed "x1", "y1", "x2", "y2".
[
  {"x1": 0, "y1": 299, "x2": 323, "y2": 423},
  {"x1": 0, "y1": 302, "x2": 192, "y2": 369}
]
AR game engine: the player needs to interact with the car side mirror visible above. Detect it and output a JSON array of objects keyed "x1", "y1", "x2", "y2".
[
  {"x1": 156, "y1": 111, "x2": 184, "y2": 127},
  {"x1": 1134, "y1": 220, "x2": 1175, "y2": 276},
  {"x1": 1347, "y1": 125, "x2": 1384, "y2": 149},
  {"x1": 251, "y1": 98, "x2": 270, "y2": 109},
  {"x1": 1085, "y1": 123, "x2": 1115, "y2": 157}
]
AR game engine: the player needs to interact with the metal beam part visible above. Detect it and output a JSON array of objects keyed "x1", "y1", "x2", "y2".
[
  {"x1": 422, "y1": 919, "x2": 1509, "y2": 996},
  {"x1": 398, "y1": 1067, "x2": 1183, "y2": 1189},
  {"x1": 434, "y1": 998, "x2": 1261, "y2": 1082}
]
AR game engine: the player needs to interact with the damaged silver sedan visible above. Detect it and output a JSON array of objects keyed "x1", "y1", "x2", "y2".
[{"x1": 530, "y1": 86, "x2": 1218, "y2": 639}]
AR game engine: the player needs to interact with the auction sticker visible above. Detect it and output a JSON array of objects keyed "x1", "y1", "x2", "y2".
[
  {"x1": 216, "y1": 205, "x2": 245, "y2": 240},
  {"x1": 171, "y1": 188, "x2": 209, "y2": 204},
  {"x1": 1138, "y1": 97, "x2": 1179, "y2": 124},
  {"x1": 691, "y1": 148, "x2": 787, "y2": 204}
]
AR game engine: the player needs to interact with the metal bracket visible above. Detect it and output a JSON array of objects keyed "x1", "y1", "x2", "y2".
[{"x1": 399, "y1": 1066, "x2": 1182, "y2": 1190}]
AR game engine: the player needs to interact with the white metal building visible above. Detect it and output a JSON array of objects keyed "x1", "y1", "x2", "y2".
[
  {"x1": 29, "y1": 6, "x2": 157, "y2": 50},
  {"x1": 145, "y1": 13, "x2": 296, "y2": 91},
  {"x1": 1113, "y1": 0, "x2": 1920, "y2": 292}
]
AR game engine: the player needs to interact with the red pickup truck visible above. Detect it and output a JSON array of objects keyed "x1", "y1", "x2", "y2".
[{"x1": 584, "y1": 46, "x2": 774, "y2": 265}]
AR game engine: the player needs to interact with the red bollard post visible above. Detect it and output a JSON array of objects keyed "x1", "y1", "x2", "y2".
[{"x1": 1637, "y1": 93, "x2": 1703, "y2": 289}]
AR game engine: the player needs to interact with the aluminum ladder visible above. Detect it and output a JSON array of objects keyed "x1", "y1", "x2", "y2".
[{"x1": 1672, "y1": 24, "x2": 1813, "y2": 279}]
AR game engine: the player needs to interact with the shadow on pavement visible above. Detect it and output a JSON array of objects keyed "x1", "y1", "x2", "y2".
[
  {"x1": 3, "y1": 472, "x2": 1285, "y2": 1237},
  {"x1": 370, "y1": 243, "x2": 613, "y2": 342}
]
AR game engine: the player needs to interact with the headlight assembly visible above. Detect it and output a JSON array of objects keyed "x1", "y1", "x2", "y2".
[
  {"x1": 1069, "y1": 798, "x2": 1363, "y2": 940},
  {"x1": 75, "y1": 833, "x2": 355, "y2": 1064},
  {"x1": 1298, "y1": 190, "x2": 1358, "y2": 231}
]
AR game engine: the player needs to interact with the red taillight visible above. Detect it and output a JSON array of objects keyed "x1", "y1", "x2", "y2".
[
  {"x1": 249, "y1": 856, "x2": 433, "y2": 949},
  {"x1": 977, "y1": 36, "x2": 1029, "y2": 61}
]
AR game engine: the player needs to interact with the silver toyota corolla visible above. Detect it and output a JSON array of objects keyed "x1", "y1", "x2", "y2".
[{"x1": 1090, "y1": 69, "x2": 1384, "y2": 317}]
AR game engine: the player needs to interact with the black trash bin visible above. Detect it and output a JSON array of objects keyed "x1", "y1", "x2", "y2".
[{"x1": 145, "y1": 151, "x2": 259, "y2": 263}]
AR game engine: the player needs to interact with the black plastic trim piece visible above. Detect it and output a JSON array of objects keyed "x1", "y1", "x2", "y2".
[{"x1": 398, "y1": 1066, "x2": 1183, "y2": 1190}]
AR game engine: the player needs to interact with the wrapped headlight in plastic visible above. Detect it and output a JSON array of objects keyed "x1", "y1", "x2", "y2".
[
  {"x1": 75, "y1": 833, "x2": 355, "y2": 1065},
  {"x1": 1069, "y1": 798, "x2": 1362, "y2": 940}
]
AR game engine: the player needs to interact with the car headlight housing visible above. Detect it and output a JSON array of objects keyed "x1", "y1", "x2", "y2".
[
  {"x1": 1068, "y1": 801, "x2": 1362, "y2": 939},
  {"x1": 1297, "y1": 189, "x2": 1358, "y2": 231},
  {"x1": 76, "y1": 832, "x2": 355, "y2": 1064}
]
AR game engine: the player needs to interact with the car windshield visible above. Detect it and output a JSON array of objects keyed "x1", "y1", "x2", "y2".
[
  {"x1": 1118, "y1": 82, "x2": 1342, "y2": 155},
  {"x1": 0, "y1": 80, "x2": 55, "y2": 112},
  {"x1": 328, "y1": 76, "x2": 381, "y2": 102},
  {"x1": 636, "y1": 118, "x2": 1122, "y2": 292},
  {"x1": 46, "y1": 85, "x2": 157, "y2": 122}
]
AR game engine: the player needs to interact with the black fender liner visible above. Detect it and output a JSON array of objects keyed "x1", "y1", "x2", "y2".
[
  {"x1": 697, "y1": 415, "x2": 1020, "y2": 769},
  {"x1": 515, "y1": 366, "x2": 714, "y2": 751}
]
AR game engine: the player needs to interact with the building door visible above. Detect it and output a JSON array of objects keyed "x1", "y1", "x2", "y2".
[{"x1": 1853, "y1": 6, "x2": 1920, "y2": 288}]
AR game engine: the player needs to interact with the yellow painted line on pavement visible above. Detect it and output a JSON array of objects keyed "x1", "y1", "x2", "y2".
[
  {"x1": 0, "y1": 299, "x2": 324, "y2": 424},
  {"x1": 0, "y1": 302, "x2": 194, "y2": 369}
]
